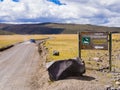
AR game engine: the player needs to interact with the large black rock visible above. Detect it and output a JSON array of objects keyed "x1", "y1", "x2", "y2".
[{"x1": 47, "y1": 58, "x2": 86, "y2": 81}]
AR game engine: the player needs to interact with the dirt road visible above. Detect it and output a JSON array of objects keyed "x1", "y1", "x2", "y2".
[
  {"x1": 0, "y1": 41, "x2": 40, "y2": 90},
  {"x1": 0, "y1": 41, "x2": 111, "y2": 90}
]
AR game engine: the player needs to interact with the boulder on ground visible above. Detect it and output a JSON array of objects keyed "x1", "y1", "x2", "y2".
[
  {"x1": 53, "y1": 50, "x2": 59, "y2": 56},
  {"x1": 46, "y1": 57, "x2": 86, "y2": 81}
]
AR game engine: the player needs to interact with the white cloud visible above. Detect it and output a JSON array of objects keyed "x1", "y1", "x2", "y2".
[
  {"x1": 0, "y1": 0, "x2": 120, "y2": 27},
  {"x1": 103, "y1": 17, "x2": 120, "y2": 27}
]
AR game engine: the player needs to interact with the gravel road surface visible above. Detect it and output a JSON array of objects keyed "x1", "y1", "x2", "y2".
[
  {"x1": 0, "y1": 41, "x2": 111, "y2": 90},
  {"x1": 0, "y1": 41, "x2": 40, "y2": 90}
]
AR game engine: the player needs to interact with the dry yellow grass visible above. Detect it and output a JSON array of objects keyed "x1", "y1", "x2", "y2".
[
  {"x1": 46, "y1": 34, "x2": 78, "y2": 61},
  {"x1": 46, "y1": 34, "x2": 120, "y2": 70},
  {"x1": 46, "y1": 34, "x2": 106, "y2": 60},
  {"x1": 1, "y1": 34, "x2": 120, "y2": 70},
  {"x1": 0, "y1": 35, "x2": 47, "y2": 48}
]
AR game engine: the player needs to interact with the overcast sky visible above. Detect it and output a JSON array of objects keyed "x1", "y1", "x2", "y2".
[{"x1": 0, "y1": 0, "x2": 120, "y2": 27}]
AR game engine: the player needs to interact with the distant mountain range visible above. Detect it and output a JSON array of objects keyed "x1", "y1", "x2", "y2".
[{"x1": 0, "y1": 23, "x2": 120, "y2": 35}]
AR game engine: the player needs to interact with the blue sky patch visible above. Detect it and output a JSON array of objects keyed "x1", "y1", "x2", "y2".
[
  {"x1": 47, "y1": 0, "x2": 65, "y2": 5},
  {"x1": 0, "y1": 0, "x2": 19, "y2": 2},
  {"x1": 0, "y1": 0, "x2": 3, "y2": 2},
  {"x1": 12, "y1": 0, "x2": 19, "y2": 2}
]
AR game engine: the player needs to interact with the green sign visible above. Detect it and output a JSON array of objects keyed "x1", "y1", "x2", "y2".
[
  {"x1": 81, "y1": 32, "x2": 108, "y2": 50},
  {"x1": 82, "y1": 37, "x2": 90, "y2": 45}
]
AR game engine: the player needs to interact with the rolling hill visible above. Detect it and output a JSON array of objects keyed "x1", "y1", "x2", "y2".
[
  {"x1": 0, "y1": 30, "x2": 14, "y2": 35},
  {"x1": 0, "y1": 23, "x2": 120, "y2": 34}
]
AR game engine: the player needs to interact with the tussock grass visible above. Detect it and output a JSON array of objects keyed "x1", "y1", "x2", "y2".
[
  {"x1": 46, "y1": 34, "x2": 78, "y2": 61},
  {"x1": 46, "y1": 34, "x2": 120, "y2": 70},
  {"x1": 1, "y1": 34, "x2": 120, "y2": 70}
]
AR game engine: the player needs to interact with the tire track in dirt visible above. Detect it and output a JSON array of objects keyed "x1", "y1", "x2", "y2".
[{"x1": 0, "y1": 42, "x2": 41, "y2": 90}]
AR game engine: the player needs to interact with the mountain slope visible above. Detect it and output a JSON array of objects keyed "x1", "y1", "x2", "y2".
[
  {"x1": 0, "y1": 23, "x2": 120, "y2": 34},
  {"x1": 0, "y1": 30, "x2": 14, "y2": 35}
]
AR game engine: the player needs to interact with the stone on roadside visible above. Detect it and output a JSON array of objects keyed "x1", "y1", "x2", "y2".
[
  {"x1": 93, "y1": 57, "x2": 102, "y2": 62},
  {"x1": 53, "y1": 50, "x2": 59, "y2": 56},
  {"x1": 118, "y1": 86, "x2": 120, "y2": 89},
  {"x1": 115, "y1": 81, "x2": 120, "y2": 85},
  {"x1": 105, "y1": 85, "x2": 111, "y2": 90}
]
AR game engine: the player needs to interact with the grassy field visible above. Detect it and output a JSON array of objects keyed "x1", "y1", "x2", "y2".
[
  {"x1": 45, "y1": 34, "x2": 120, "y2": 70},
  {"x1": 1, "y1": 34, "x2": 120, "y2": 71},
  {"x1": 45, "y1": 34, "x2": 78, "y2": 60},
  {"x1": 0, "y1": 35, "x2": 47, "y2": 48},
  {"x1": 0, "y1": 34, "x2": 120, "y2": 88}
]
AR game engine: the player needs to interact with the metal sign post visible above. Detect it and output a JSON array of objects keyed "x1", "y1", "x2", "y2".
[
  {"x1": 78, "y1": 32, "x2": 81, "y2": 58},
  {"x1": 109, "y1": 32, "x2": 112, "y2": 72},
  {"x1": 78, "y1": 32, "x2": 112, "y2": 72}
]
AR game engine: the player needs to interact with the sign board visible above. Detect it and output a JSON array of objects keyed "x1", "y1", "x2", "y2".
[{"x1": 81, "y1": 32, "x2": 108, "y2": 50}]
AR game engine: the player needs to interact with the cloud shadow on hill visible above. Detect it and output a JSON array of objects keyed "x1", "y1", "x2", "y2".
[{"x1": 2, "y1": 24, "x2": 65, "y2": 34}]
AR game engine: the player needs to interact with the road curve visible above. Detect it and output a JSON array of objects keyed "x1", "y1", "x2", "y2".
[{"x1": 0, "y1": 41, "x2": 40, "y2": 90}]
